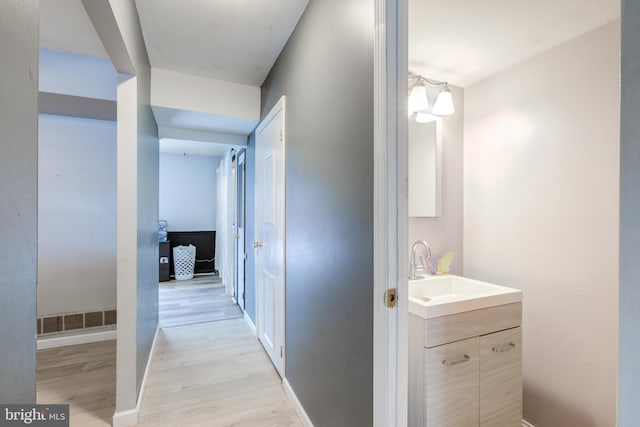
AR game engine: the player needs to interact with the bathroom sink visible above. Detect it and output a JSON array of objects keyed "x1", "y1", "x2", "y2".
[{"x1": 408, "y1": 275, "x2": 522, "y2": 319}]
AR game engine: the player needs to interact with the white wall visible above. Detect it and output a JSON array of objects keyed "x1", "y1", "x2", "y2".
[
  {"x1": 82, "y1": 1, "x2": 160, "y2": 420},
  {"x1": 159, "y1": 153, "x2": 220, "y2": 231},
  {"x1": 38, "y1": 114, "x2": 117, "y2": 315},
  {"x1": 40, "y1": 48, "x2": 117, "y2": 100},
  {"x1": 151, "y1": 68, "x2": 260, "y2": 121},
  {"x1": 464, "y1": 21, "x2": 620, "y2": 427},
  {"x1": 408, "y1": 85, "x2": 464, "y2": 274}
]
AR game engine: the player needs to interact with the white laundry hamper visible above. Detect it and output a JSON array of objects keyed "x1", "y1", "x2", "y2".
[{"x1": 173, "y1": 244, "x2": 196, "y2": 280}]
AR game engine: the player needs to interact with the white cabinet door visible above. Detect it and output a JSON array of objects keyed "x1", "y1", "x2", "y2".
[
  {"x1": 426, "y1": 336, "x2": 480, "y2": 427},
  {"x1": 480, "y1": 327, "x2": 522, "y2": 427}
]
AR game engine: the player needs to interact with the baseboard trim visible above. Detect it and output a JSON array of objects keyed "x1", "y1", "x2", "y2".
[
  {"x1": 112, "y1": 408, "x2": 137, "y2": 427},
  {"x1": 37, "y1": 328, "x2": 117, "y2": 350},
  {"x1": 137, "y1": 326, "x2": 160, "y2": 412},
  {"x1": 283, "y1": 378, "x2": 313, "y2": 427},
  {"x1": 523, "y1": 420, "x2": 535, "y2": 427},
  {"x1": 244, "y1": 311, "x2": 257, "y2": 338},
  {"x1": 112, "y1": 325, "x2": 160, "y2": 427}
]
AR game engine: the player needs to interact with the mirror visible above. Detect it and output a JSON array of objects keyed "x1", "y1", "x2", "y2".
[{"x1": 408, "y1": 117, "x2": 442, "y2": 217}]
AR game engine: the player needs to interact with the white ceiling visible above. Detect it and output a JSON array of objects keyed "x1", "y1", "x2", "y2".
[
  {"x1": 40, "y1": 0, "x2": 108, "y2": 58},
  {"x1": 409, "y1": 0, "x2": 620, "y2": 87},
  {"x1": 152, "y1": 106, "x2": 257, "y2": 135},
  {"x1": 135, "y1": 0, "x2": 310, "y2": 86},
  {"x1": 160, "y1": 138, "x2": 231, "y2": 157}
]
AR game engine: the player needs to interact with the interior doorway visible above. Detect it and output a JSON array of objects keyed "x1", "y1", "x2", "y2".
[
  {"x1": 157, "y1": 140, "x2": 244, "y2": 329},
  {"x1": 254, "y1": 96, "x2": 286, "y2": 377}
]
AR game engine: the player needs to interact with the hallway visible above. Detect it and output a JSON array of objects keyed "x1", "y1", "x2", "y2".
[
  {"x1": 135, "y1": 318, "x2": 301, "y2": 426},
  {"x1": 159, "y1": 274, "x2": 243, "y2": 328}
]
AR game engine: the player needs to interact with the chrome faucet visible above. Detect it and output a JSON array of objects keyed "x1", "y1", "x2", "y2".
[{"x1": 409, "y1": 240, "x2": 432, "y2": 280}]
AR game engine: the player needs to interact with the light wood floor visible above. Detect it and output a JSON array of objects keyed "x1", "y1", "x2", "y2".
[
  {"x1": 135, "y1": 318, "x2": 302, "y2": 426},
  {"x1": 37, "y1": 340, "x2": 116, "y2": 427},
  {"x1": 160, "y1": 275, "x2": 243, "y2": 328}
]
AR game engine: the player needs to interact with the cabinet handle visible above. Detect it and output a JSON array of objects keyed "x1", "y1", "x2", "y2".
[
  {"x1": 442, "y1": 354, "x2": 470, "y2": 366},
  {"x1": 492, "y1": 342, "x2": 516, "y2": 353}
]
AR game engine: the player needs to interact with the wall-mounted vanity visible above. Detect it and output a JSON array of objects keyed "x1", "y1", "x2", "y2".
[{"x1": 408, "y1": 276, "x2": 523, "y2": 426}]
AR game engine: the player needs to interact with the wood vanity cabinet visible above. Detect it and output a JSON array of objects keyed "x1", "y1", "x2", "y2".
[{"x1": 409, "y1": 303, "x2": 522, "y2": 427}]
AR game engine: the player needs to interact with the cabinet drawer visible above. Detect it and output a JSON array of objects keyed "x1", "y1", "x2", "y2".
[
  {"x1": 426, "y1": 337, "x2": 480, "y2": 427},
  {"x1": 480, "y1": 327, "x2": 522, "y2": 427},
  {"x1": 425, "y1": 302, "x2": 521, "y2": 348}
]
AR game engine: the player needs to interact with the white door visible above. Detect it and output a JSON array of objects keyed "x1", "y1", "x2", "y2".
[
  {"x1": 255, "y1": 96, "x2": 286, "y2": 377},
  {"x1": 236, "y1": 151, "x2": 246, "y2": 310}
]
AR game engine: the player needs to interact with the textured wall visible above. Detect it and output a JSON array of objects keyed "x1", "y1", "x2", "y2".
[
  {"x1": 0, "y1": 0, "x2": 39, "y2": 404},
  {"x1": 260, "y1": 0, "x2": 374, "y2": 425}
]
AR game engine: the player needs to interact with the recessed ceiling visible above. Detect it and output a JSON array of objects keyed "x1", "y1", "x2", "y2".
[
  {"x1": 160, "y1": 138, "x2": 232, "y2": 157},
  {"x1": 409, "y1": 0, "x2": 620, "y2": 87},
  {"x1": 40, "y1": 0, "x2": 108, "y2": 58},
  {"x1": 135, "y1": 0, "x2": 310, "y2": 86}
]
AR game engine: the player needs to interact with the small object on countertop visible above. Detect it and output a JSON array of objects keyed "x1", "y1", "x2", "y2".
[
  {"x1": 428, "y1": 257, "x2": 438, "y2": 275},
  {"x1": 438, "y1": 252, "x2": 455, "y2": 274},
  {"x1": 158, "y1": 220, "x2": 168, "y2": 230}
]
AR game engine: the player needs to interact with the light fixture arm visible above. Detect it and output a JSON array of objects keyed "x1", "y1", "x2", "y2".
[{"x1": 408, "y1": 74, "x2": 448, "y2": 91}]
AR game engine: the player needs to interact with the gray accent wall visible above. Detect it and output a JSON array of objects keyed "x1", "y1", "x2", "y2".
[
  {"x1": 259, "y1": 0, "x2": 374, "y2": 425},
  {"x1": 619, "y1": 2, "x2": 640, "y2": 424},
  {"x1": 0, "y1": 0, "x2": 39, "y2": 403},
  {"x1": 245, "y1": 132, "x2": 257, "y2": 322},
  {"x1": 135, "y1": 59, "x2": 159, "y2": 397}
]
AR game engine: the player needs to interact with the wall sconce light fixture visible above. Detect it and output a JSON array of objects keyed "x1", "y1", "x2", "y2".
[{"x1": 408, "y1": 74, "x2": 455, "y2": 120}]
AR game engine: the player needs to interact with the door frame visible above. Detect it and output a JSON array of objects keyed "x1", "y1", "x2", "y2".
[
  {"x1": 254, "y1": 95, "x2": 286, "y2": 377},
  {"x1": 231, "y1": 154, "x2": 237, "y2": 300},
  {"x1": 373, "y1": 0, "x2": 408, "y2": 426},
  {"x1": 236, "y1": 149, "x2": 246, "y2": 310}
]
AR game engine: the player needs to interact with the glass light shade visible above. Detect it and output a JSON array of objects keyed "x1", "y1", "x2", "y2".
[
  {"x1": 432, "y1": 87, "x2": 455, "y2": 116},
  {"x1": 415, "y1": 112, "x2": 437, "y2": 124},
  {"x1": 408, "y1": 84, "x2": 429, "y2": 113}
]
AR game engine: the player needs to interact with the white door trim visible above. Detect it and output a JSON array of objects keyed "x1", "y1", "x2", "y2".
[
  {"x1": 237, "y1": 150, "x2": 246, "y2": 310},
  {"x1": 254, "y1": 95, "x2": 286, "y2": 377},
  {"x1": 373, "y1": 1, "x2": 408, "y2": 426}
]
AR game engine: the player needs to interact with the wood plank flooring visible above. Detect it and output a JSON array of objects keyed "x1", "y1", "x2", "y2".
[
  {"x1": 160, "y1": 275, "x2": 243, "y2": 328},
  {"x1": 135, "y1": 318, "x2": 302, "y2": 427},
  {"x1": 37, "y1": 340, "x2": 116, "y2": 427}
]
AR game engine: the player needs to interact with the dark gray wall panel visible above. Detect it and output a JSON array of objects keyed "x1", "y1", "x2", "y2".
[
  {"x1": 39, "y1": 92, "x2": 117, "y2": 121},
  {"x1": 260, "y1": 0, "x2": 374, "y2": 425},
  {"x1": 0, "y1": 0, "x2": 39, "y2": 403},
  {"x1": 619, "y1": 1, "x2": 640, "y2": 424}
]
